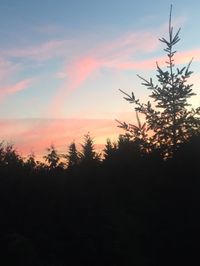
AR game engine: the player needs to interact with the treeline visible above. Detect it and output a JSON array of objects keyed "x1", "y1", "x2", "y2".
[
  {"x1": 0, "y1": 132, "x2": 138, "y2": 171},
  {"x1": 0, "y1": 133, "x2": 200, "y2": 266}
]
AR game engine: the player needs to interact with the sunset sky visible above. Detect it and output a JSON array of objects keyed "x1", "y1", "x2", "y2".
[{"x1": 0, "y1": 0, "x2": 200, "y2": 159}]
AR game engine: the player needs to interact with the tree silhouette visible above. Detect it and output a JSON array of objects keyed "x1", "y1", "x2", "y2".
[
  {"x1": 80, "y1": 133, "x2": 100, "y2": 163},
  {"x1": 119, "y1": 5, "x2": 200, "y2": 157},
  {"x1": 43, "y1": 144, "x2": 60, "y2": 169},
  {"x1": 117, "y1": 133, "x2": 142, "y2": 162},
  {"x1": 117, "y1": 111, "x2": 150, "y2": 154},
  {"x1": 103, "y1": 138, "x2": 117, "y2": 160},
  {"x1": 25, "y1": 152, "x2": 37, "y2": 171},
  {"x1": 3, "y1": 143, "x2": 23, "y2": 167},
  {"x1": 66, "y1": 141, "x2": 80, "y2": 168}
]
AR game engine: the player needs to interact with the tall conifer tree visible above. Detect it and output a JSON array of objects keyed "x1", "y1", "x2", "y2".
[{"x1": 119, "y1": 5, "x2": 200, "y2": 157}]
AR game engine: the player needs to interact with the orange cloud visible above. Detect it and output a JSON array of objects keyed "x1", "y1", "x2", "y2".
[
  {"x1": 0, "y1": 118, "x2": 123, "y2": 160},
  {"x1": 0, "y1": 79, "x2": 31, "y2": 101}
]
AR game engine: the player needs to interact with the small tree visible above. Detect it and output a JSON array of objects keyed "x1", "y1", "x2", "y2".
[
  {"x1": 66, "y1": 141, "x2": 80, "y2": 168},
  {"x1": 80, "y1": 133, "x2": 100, "y2": 163},
  {"x1": 119, "y1": 5, "x2": 200, "y2": 158},
  {"x1": 44, "y1": 144, "x2": 60, "y2": 169}
]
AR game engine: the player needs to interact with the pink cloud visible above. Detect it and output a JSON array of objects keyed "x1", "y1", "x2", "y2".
[
  {"x1": 66, "y1": 57, "x2": 102, "y2": 89},
  {"x1": 50, "y1": 29, "x2": 162, "y2": 116},
  {"x1": 51, "y1": 56, "x2": 102, "y2": 115},
  {"x1": 109, "y1": 46, "x2": 200, "y2": 72},
  {"x1": 0, "y1": 18, "x2": 192, "y2": 118},
  {"x1": 0, "y1": 79, "x2": 31, "y2": 102},
  {"x1": 50, "y1": 42, "x2": 200, "y2": 117},
  {"x1": 175, "y1": 48, "x2": 200, "y2": 64}
]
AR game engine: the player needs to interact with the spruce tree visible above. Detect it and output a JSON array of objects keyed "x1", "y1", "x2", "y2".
[
  {"x1": 80, "y1": 133, "x2": 100, "y2": 163},
  {"x1": 66, "y1": 141, "x2": 79, "y2": 168},
  {"x1": 119, "y1": 5, "x2": 200, "y2": 157}
]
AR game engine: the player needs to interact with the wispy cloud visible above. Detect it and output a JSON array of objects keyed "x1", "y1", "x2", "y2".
[
  {"x1": 51, "y1": 32, "x2": 200, "y2": 117},
  {"x1": 51, "y1": 29, "x2": 162, "y2": 115},
  {"x1": 0, "y1": 79, "x2": 31, "y2": 102},
  {"x1": 52, "y1": 56, "x2": 102, "y2": 114},
  {"x1": 0, "y1": 16, "x2": 193, "y2": 118}
]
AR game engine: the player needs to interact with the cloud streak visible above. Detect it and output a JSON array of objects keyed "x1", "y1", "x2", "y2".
[
  {"x1": 51, "y1": 45, "x2": 200, "y2": 117},
  {"x1": 50, "y1": 29, "x2": 163, "y2": 115},
  {"x1": 0, "y1": 79, "x2": 31, "y2": 102},
  {"x1": 0, "y1": 16, "x2": 197, "y2": 119}
]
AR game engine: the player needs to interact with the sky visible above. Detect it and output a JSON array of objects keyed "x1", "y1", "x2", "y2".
[{"x1": 0, "y1": 0, "x2": 200, "y2": 159}]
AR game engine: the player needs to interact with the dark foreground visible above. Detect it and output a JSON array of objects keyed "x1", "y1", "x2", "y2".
[{"x1": 0, "y1": 137, "x2": 200, "y2": 266}]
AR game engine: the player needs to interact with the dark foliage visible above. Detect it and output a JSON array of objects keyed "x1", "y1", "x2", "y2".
[
  {"x1": 118, "y1": 5, "x2": 200, "y2": 158},
  {"x1": 0, "y1": 133, "x2": 199, "y2": 265},
  {"x1": 65, "y1": 141, "x2": 80, "y2": 169}
]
